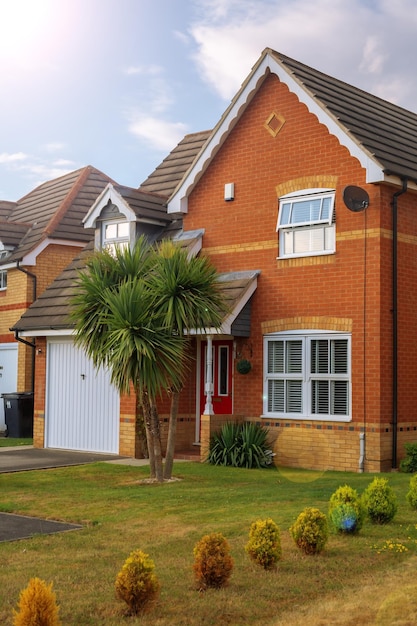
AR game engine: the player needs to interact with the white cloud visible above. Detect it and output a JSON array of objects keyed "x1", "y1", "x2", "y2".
[
  {"x1": 123, "y1": 64, "x2": 163, "y2": 76},
  {"x1": 188, "y1": 0, "x2": 417, "y2": 111},
  {"x1": 128, "y1": 114, "x2": 188, "y2": 152},
  {"x1": 42, "y1": 142, "x2": 67, "y2": 153},
  {"x1": 0, "y1": 152, "x2": 28, "y2": 164}
]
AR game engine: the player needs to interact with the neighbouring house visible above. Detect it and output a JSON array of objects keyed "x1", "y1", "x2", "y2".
[
  {"x1": 12, "y1": 47, "x2": 417, "y2": 471},
  {"x1": 0, "y1": 166, "x2": 116, "y2": 433}
]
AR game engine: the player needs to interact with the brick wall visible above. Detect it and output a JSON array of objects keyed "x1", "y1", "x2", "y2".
[{"x1": 181, "y1": 72, "x2": 417, "y2": 472}]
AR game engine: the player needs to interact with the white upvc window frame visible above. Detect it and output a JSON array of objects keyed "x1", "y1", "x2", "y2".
[
  {"x1": 277, "y1": 188, "x2": 336, "y2": 259},
  {"x1": 263, "y1": 331, "x2": 351, "y2": 422},
  {"x1": 0, "y1": 269, "x2": 6, "y2": 290},
  {"x1": 102, "y1": 219, "x2": 130, "y2": 253}
]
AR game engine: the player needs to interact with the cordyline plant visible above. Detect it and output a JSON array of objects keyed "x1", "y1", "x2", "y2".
[{"x1": 71, "y1": 236, "x2": 227, "y2": 481}]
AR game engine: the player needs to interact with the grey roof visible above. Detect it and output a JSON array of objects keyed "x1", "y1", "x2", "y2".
[
  {"x1": 269, "y1": 49, "x2": 417, "y2": 182},
  {"x1": 12, "y1": 242, "x2": 94, "y2": 332},
  {"x1": 12, "y1": 245, "x2": 258, "y2": 334},
  {"x1": 139, "y1": 130, "x2": 211, "y2": 196},
  {"x1": 114, "y1": 185, "x2": 171, "y2": 223},
  {"x1": 0, "y1": 201, "x2": 16, "y2": 221},
  {"x1": 0, "y1": 166, "x2": 115, "y2": 264}
]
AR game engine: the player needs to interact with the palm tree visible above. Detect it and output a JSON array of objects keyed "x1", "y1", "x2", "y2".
[
  {"x1": 71, "y1": 236, "x2": 226, "y2": 481},
  {"x1": 71, "y1": 237, "x2": 186, "y2": 481},
  {"x1": 150, "y1": 240, "x2": 227, "y2": 479}
]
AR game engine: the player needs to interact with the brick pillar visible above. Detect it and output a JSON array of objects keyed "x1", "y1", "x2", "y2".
[{"x1": 200, "y1": 414, "x2": 211, "y2": 462}]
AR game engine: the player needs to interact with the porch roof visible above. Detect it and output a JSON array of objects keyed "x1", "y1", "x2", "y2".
[{"x1": 12, "y1": 255, "x2": 259, "y2": 338}]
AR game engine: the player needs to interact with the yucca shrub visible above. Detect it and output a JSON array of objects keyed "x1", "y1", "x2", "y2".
[
  {"x1": 115, "y1": 549, "x2": 160, "y2": 615},
  {"x1": 328, "y1": 484, "x2": 365, "y2": 534},
  {"x1": 406, "y1": 474, "x2": 417, "y2": 509},
  {"x1": 207, "y1": 421, "x2": 273, "y2": 468},
  {"x1": 13, "y1": 577, "x2": 61, "y2": 626},
  {"x1": 290, "y1": 507, "x2": 329, "y2": 555},
  {"x1": 193, "y1": 532, "x2": 233, "y2": 590},
  {"x1": 363, "y1": 477, "x2": 398, "y2": 524},
  {"x1": 245, "y1": 518, "x2": 281, "y2": 570}
]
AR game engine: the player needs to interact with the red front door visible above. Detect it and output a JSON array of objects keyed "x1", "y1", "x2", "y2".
[{"x1": 200, "y1": 340, "x2": 233, "y2": 415}]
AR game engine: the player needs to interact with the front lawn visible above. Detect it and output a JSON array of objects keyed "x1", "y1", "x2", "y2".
[
  {"x1": 1, "y1": 462, "x2": 417, "y2": 624},
  {"x1": 0, "y1": 437, "x2": 33, "y2": 447}
]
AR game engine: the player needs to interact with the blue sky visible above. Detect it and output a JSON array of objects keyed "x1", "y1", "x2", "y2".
[{"x1": 1, "y1": 0, "x2": 417, "y2": 200}]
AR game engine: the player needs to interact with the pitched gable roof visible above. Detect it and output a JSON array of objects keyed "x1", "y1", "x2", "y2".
[
  {"x1": 0, "y1": 166, "x2": 115, "y2": 265},
  {"x1": 139, "y1": 130, "x2": 211, "y2": 198},
  {"x1": 83, "y1": 183, "x2": 172, "y2": 229},
  {"x1": 168, "y1": 48, "x2": 417, "y2": 214}
]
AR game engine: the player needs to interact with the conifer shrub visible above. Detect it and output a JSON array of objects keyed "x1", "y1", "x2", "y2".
[
  {"x1": 328, "y1": 484, "x2": 365, "y2": 534},
  {"x1": 13, "y1": 577, "x2": 61, "y2": 626},
  {"x1": 245, "y1": 518, "x2": 281, "y2": 570},
  {"x1": 115, "y1": 549, "x2": 160, "y2": 615},
  {"x1": 363, "y1": 477, "x2": 398, "y2": 524},
  {"x1": 406, "y1": 474, "x2": 417, "y2": 509},
  {"x1": 399, "y1": 442, "x2": 417, "y2": 473},
  {"x1": 193, "y1": 532, "x2": 234, "y2": 590},
  {"x1": 290, "y1": 507, "x2": 329, "y2": 555}
]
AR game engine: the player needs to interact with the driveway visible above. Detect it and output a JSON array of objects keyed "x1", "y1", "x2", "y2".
[{"x1": 0, "y1": 446, "x2": 129, "y2": 473}]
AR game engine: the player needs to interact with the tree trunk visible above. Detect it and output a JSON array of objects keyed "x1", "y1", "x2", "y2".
[
  {"x1": 163, "y1": 390, "x2": 180, "y2": 480},
  {"x1": 140, "y1": 392, "x2": 156, "y2": 478},
  {"x1": 150, "y1": 402, "x2": 164, "y2": 482}
]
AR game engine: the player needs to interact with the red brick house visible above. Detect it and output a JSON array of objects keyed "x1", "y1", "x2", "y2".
[
  {"x1": 14, "y1": 48, "x2": 417, "y2": 471},
  {"x1": 0, "y1": 166, "x2": 114, "y2": 433}
]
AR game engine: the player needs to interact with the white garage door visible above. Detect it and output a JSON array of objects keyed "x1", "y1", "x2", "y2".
[{"x1": 46, "y1": 339, "x2": 119, "y2": 453}]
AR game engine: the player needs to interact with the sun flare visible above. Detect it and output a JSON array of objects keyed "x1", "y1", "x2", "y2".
[{"x1": 0, "y1": 0, "x2": 57, "y2": 64}]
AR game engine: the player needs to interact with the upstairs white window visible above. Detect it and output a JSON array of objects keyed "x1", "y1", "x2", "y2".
[
  {"x1": 0, "y1": 269, "x2": 7, "y2": 290},
  {"x1": 277, "y1": 189, "x2": 335, "y2": 258},
  {"x1": 102, "y1": 220, "x2": 130, "y2": 253},
  {"x1": 263, "y1": 332, "x2": 351, "y2": 421}
]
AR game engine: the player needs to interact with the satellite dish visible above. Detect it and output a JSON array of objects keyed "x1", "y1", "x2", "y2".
[{"x1": 343, "y1": 186, "x2": 369, "y2": 212}]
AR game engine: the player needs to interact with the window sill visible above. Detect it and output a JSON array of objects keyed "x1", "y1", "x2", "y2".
[{"x1": 261, "y1": 414, "x2": 351, "y2": 423}]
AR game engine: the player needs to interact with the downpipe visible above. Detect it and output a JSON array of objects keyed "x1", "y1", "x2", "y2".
[{"x1": 359, "y1": 432, "x2": 365, "y2": 472}]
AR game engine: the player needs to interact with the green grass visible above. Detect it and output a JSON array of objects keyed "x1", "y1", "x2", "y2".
[
  {"x1": 0, "y1": 438, "x2": 33, "y2": 447},
  {"x1": 1, "y1": 462, "x2": 417, "y2": 624}
]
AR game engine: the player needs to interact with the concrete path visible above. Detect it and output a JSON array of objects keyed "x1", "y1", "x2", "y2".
[{"x1": 0, "y1": 446, "x2": 140, "y2": 473}]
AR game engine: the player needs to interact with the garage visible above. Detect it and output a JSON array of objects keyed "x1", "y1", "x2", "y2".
[{"x1": 45, "y1": 338, "x2": 119, "y2": 453}]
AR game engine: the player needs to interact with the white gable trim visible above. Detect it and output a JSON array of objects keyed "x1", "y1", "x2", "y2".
[
  {"x1": 21, "y1": 238, "x2": 86, "y2": 266},
  {"x1": 167, "y1": 51, "x2": 385, "y2": 215},
  {"x1": 83, "y1": 183, "x2": 136, "y2": 228}
]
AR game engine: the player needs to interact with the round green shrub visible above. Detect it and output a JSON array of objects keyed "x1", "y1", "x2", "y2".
[
  {"x1": 290, "y1": 507, "x2": 329, "y2": 555},
  {"x1": 245, "y1": 518, "x2": 281, "y2": 570},
  {"x1": 115, "y1": 549, "x2": 160, "y2": 615},
  {"x1": 328, "y1": 484, "x2": 365, "y2": 534},
  {"x1": 363, "y1": 477, "x2": 398, "y2": 524},
  {"x1": 406, "y1": 474, "x2": 417, "y2": 509},
  {"x1": 193, "y1": 532, "x2": 234, "y2": 590}
]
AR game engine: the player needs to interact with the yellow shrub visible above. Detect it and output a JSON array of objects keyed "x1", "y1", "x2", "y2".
[
  {"x1": 115, "y1": 549, "x2": 160, "y2": 615},
  {"x1": 193, "y1": 532, "x2": 233, "y2": 590},
  {"x1": 245, "y1": 518, "x2": 281, "y2": 569},
  {"x1": 13, "y1": 577, "x2": 61, "y2": 626}
]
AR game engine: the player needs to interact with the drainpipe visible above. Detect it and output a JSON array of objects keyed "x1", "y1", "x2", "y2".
[
  {"x1": 13, "y1": 261, "x2": 37, "y2": 393},
  {"x1": 391, "y1": 178, "x2": 408, "y2": 469}
]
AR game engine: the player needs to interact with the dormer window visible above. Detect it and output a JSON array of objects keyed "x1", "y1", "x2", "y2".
[
  {"x1": 102, "y1": 219, "x2": 130, "y2": 253},
  {"x1": 277, "y1": 189, "x2": 335, "y2": 258}
]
